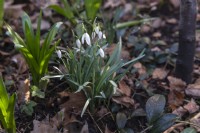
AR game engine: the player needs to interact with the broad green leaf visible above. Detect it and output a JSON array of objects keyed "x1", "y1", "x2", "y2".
[
  {"x1": 35, "y1": 10, "x2": 42, "y2": 62},
  {"x1": 151, "y1": 114, "x2": 177, "y2": 133},
  {"x1": 31, "y1": 86, "x2": 45, "y2": 98},
  {"x1": 6, "y1": 93, "x2": 16, "y2": 133},
  {"x1": 181, "y1": 127, "x2": 197, "y2": 133},
  {"x1": 85, "y1": 0, "x2": 102, "y2": 21},
  {"x1": 49, "y1": 0, "x2": 75, "y2": 24},
  {"x1": 0, "y1": 76, "x2": 9, "y2": 111},
  {"x1": 116, "y1": 112, "x2": 127, "y2": 129},
  {"x1": 0, "y1": 0, "x2": 4, "y2": 31},
  {"x1": 146, "y1": 94, "x2": 166, "y2": 124},
  {"x1": 39, "y1": 22, "x2": 62, "y2": 63},
  {"x1": 0, "y1": 76, "x2": 9, "y2": 129}
]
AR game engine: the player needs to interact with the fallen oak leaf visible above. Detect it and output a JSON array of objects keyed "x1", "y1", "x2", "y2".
[
  {"x1": 152, "y1": 68, "x2": 168, "y2": 80},
  {"x1": 112, "y1": 96, "x2": 135, "y2": 108},
  {"x1": 31, "y1": 116, "x2": 58, "y2": 133},
  {"x1": 186, "y1": 79, "x2": 200, "y2": 98},
  {"x1": 118, "y1": 80, "x2": 131, "y2": 96},
  {"x1": 183, "y1": 99, "x2": 199, "y2": 114}
]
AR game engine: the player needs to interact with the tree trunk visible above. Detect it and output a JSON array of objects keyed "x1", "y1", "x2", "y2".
[{"x1": 175, "y1": 0, "x2": 197, "y2": 84}]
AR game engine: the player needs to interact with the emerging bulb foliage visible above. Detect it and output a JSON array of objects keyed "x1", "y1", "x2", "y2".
[{"x1": 82, "y1": 33, "x2": 91, "y2": 46}]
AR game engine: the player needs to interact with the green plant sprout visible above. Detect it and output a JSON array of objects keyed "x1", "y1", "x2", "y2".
[
  {"x1": 44, "y1": 23, "x2": 145, "y2": 116},
  {"x1": 49, "y1": 0, "x2": 102, "y2": 23},
  {"x1": 6, "y1": 12, "x2": 62, "y2": 94},
  {"x1": 0, "y1": 75, "x2": 16, "y2": 133},
  {"x1": 0, "y1": 0, "x2": 4, "y2": 35}
]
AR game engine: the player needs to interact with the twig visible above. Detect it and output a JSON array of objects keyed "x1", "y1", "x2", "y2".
[{"x1": 87, "y1": 110, "x2": 103, "y2": 133}]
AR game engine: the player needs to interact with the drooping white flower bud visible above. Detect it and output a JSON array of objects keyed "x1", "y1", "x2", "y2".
[
  {"x1": 76, "y1": 39, "x2": 81, "y2": 48},
  {"x1": 103, "y1": 34, "x2": 106, "y2": 39},
  {"x1": 92, "y1": 32, "x2": 96, "y2": 40},
  {"x1": 99, "y1": 48, "x2": 105, "y2": 58},
  {"x1": 56, "y1": 50, "x2": 62, "y2": 58},
  {"x1": 82, "y1": 33, "x2": 91, "y2": 46},
  {"x1": 95, "y1": 26, "x2": 100, "y2": 34},
  {"x1": 98, "y1": 31, "x2": 103, "y2": 40}
]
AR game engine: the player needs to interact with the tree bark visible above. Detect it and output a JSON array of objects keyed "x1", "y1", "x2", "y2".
[{"x1": 175, "y1": 0, "x2": 197, "y2": 84}]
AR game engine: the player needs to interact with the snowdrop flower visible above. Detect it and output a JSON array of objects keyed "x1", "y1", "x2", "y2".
[
  {"x1": 98, "y1": 48, "x2": 105, "y2": 58},
  {"x1": 103, "y1": 34, "x2": 106, "y2": 39},
  {"x1": 98, "y1": 31, "x2": 103, "y2": 40},
  {"x1": 76, "y1": 39, "x2": 81, "y2": 48},
  {"x1": 92, "y1": 32, "x2": 96, "y2": 40},
  {"x1": 56, "y1": 50, "x2": 62, "y2": 58},
  {"x1": 94, "y1": 26, "x2": 100, "y2": 34},
  {"x1": 82, "y1": 33, "x2": 91, "y2": 46}
]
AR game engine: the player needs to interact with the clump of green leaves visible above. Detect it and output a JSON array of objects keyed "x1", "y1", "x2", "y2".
[
  {"x1": 145, "y1": 94, "x2": 177, "y2": 133},
  {"x1": 0, "y1": 76, "x2": 16, "y2": 133},
  {"x1": 49, "y1": 0, "x2": 102, "y2": 23},
  {"x1": 47, "y1": 23, "x2": 144, "y2": 116},
  {"x1": 6, "y1": 12, "x2": 62, "y2": 91}
]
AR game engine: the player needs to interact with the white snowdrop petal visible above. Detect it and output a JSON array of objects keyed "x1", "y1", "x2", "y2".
[
  {"x1": 103, "y1": 34, "x2": 106, "y2": 39},
  {"x1": 76, "y1": 39, "x2": 81, "y2": 48},
  {"x1": 56, "y1": 50, "x2": 62, "y2": 58},
  {"x1": 95, "y1": 26, "x2": 100, "y2": 34},
  {"x1": 99, "y1": 48, "x2": 105, "y2": 58},
  {"x1": 81, "y1": 34, "x2": 85, "y2": 44},
  {"x1": 98, "y1": 31, "x2": 103, "y2": 40},
  {"x1": 85, "y1": 33, "x2": 91, "y2": 46}
]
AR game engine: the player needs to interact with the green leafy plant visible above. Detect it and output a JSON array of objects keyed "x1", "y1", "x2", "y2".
[
  {"x1": 0, "y1": 76, "x2": 16, "y2": 133},
  {"x1": 6, "y1": 12, "x2": 62, "y2": 92},
  {"x1": 0, "y1": 0, "x2": 4, "y2": 34},
  {"x1": 45, "y1": 23, "x2": 144, "y2": 116},
  {"x1": 49, "y1": 0, "x2": 102, "y2": 23},
  {"x1": 49, "y1": 0, "x2": 76, "y2": 24},
  {"x1": 145, "y1": 94, "x2": 177, "y2": 133},
  {"x1": 116, "y1": 112, "x2": 134, "y2": 133}
]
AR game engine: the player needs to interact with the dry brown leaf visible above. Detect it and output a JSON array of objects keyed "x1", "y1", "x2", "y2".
[
  {"x1": 103, "y1": 0, "x2": 126, "y2": 9},
  {"x1": 172, "y1": 99, "x2": 199, "y2": 117},
  {"x1": 32, "y1": 20, "x2": 50, "y2": 30},
  {"x1": 167, "y1": 76, "x2": 186, "y2": 91},
  {"x1": 118, "y1": 80, "x2": 131, "y2": 96},
  {"x1": 80, "y1": 122, "x2": 89, "y2": 133},
  {"x1": 133, "y1": 62, "x2": 146, "y2": 75},
  {"x1": 31, "y1": 117, "x2": 58, "y2": 133},
  {"x1": 185, "y1": 78, "x2": 200, "y2": 97},
  {"x1": 190, "y1": 113, "x2": 200, "y2": 132},
  {"x1": 183, "y1": 99, "x2": 199, "y2": 114},
  {"x1": 0, "y1": 50, "x2": 11, "y2": 56},
  {"x1": 4, "y1": 3, "x2": 25, "y2": 19},
  {"x1": 50, "y1": 108, "x2": 65, "y2": 128},
  {"x1": 152, "y1": 18, "x2": 162, "y2": 28},
  {"x1": 112, "y1": 96, "x2": 135, "y2": 108},
  {"x1": 166, "y1": 18, "x2": 177, "y2": 24},
  {"x1": 105, "y1": 125, "x2": 114, "y2": 133},
  {"x1": 11, "y1": 54, "x2": 28, "y2": 74},
  {"x1": 97, "y1": 106, "x2": 108, "y2": 118},
  {"x1": 172, "y1": 106, "x2": 187, "y2": 117},
  {"x1": 169, "y1": 0, "x2": 180, "y2": 8},
  {"x1": 59, "y1": 92, "x2": 86, "y2": 128},
  {"x1": 168, "y1": 90, "x2": 184, "y2": 110},
  {"x1": 152, "y1": 68, "x2": 168, "y2": 80},
  {"x1": 152, "y1": 32, "x2": 162, "y2": 38},
  {"x1": 17, "y1": 79, "x2": 30, "y2": 104}
]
